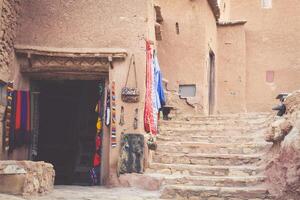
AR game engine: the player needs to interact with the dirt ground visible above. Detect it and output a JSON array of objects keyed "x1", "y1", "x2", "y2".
[{"x1": 0, "y1": 186, "x2": 161, "y2": 200}]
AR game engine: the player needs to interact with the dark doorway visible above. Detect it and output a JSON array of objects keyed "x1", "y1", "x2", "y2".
[
  {"x1": 208, "y1": 51, "x2": 215, "y2": 115},
  {"x1": 35, "y1": 80, "x2": 100, "y2": 185}
]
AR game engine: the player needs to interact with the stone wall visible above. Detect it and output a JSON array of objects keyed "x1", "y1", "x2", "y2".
[
  {"x1": 0, "y1": 0, "x2": 20, "y2": 82},
  {"x1": 265, "y1": 90, "x2": 300, "y2": 199},
  {"x1": 0, "y1": 160, "x2": 54, "y2": 196},
  {"x1": 0, "y1": 0, "x2": 20, "y2": 160}
]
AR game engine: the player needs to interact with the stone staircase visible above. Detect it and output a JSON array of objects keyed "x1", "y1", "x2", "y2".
[{"x1": 146, "y1": 113, "x2": 274, "y2": 200}]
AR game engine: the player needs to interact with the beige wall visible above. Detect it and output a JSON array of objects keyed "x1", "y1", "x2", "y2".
[
  {"x1": 15, "y1": 0, "x2": 155, "y2": 184},
  {"x1": 230, "y1": 0, "x2": 300, "y2": 111},
  {"x1": 157, "y1": 0, "x2": 218, "y2": 114},
  {"x1": 216, "y1": 24, "x2": 246, "y2": 113}
]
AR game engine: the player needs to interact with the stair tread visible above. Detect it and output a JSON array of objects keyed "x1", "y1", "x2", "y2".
[
  {"x1": 163, "y1": 184, "x2": 269, "y2": 192},
  {"x1": 149, "y1": 162, "x2": 264, "y2": 170},
  {"x1": 155, "y1": 152, "x2": 264, "y2": 158},
  {"x1": 147, "y1": 173, "x2": 266, "y2": 180},
  {"x1": 157, "y1": 141, "x2": 269, "y2": 146}
]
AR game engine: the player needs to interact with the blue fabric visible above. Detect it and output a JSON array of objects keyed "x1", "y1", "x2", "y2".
[{"x1": 153, "y1": 53, "x2": 166, "y2": 110}]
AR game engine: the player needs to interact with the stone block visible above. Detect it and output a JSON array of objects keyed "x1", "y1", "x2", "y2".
[{"x1": 0, "y1": 161, "x2": 55, "y2": 196}]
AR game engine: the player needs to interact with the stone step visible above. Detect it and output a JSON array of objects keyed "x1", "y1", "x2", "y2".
[
  {"x1": 153, "y1": 153, "x2": 263, "y2": 166},
  {"x1": 157, "y1": 135, "x2": 258, "y2": 143},
  {"x1": 174, "y1": 113, "x2": 271, "y2": 121},
  {"x1": 147, "y1": 174, "x2": 266, "y2": 187},
  {"x1": 156, "y1": 142, "x2": 271, "y2": 154},
  {"x1": 159, "y1": 118, "x2": 270, "y2": 126},
  {"x1": 160, "y1": 185, "x2": 272, "y2": 199},
  {"x1": 159, "y1": 128, "x2": 266, "y2": 137},
  {"x1": 159, "y1": 123, "x2": 268, "y2": 132},
  {"x1": 147, "y1": 163, "x2": 264, "y2": 177}
]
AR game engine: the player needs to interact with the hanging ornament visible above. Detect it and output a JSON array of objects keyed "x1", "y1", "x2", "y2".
[
  {"x1": 119, "y1": 106, "x2": 125, "y2": 126},
  {"x1": 111, "y1": 81, "x2": 117, "y2": 147},
  {"x1": 134, "y1": 108, "x2": 138, "y2": 130}
]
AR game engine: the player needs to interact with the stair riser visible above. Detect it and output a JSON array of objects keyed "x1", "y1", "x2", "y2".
[
  {"x1": 162, "y1": 177, "x2": 265, "y2": 187},
  {"x1": 157, "y1": 136, "x2": 256, "y2": 143},
  {"x1": 156, "y1": 145, "x2": 269, "y2": 154},
  {"x1": 159, "y1": 129, "x2": 266, "y2": 137},
  {"x1": 153, "y1": 155, "x2": 262, "y2": 166},
  {"x1": 161, "y1": 187, "x2": 271, "y2": 200},
  {"x1": 176, "y1": 115, "x2": 271, "y2": 121},
  {"x1": 159, "y1": 124, "x2": 268, "y2": 132},
  {"x1": 147, "y1": 166, "x2": 263, "y2": 177},
  {"x1": 160, "y1": 120, "x2": 270, "y2": 127}
]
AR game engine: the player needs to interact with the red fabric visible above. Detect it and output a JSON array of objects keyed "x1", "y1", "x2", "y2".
[
  {"x1": 93, "y1": 135, "x2": 102, "y2": 167},
  {"x1": 144, "y1": 41, "x2": 156, "y2": 135},
  {"x1": 15, "y1": 91, "x2": 21, "y2": 130}
]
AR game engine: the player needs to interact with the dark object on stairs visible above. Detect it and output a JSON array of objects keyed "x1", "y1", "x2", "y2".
[
  {"x1": 161, "y1": 105, "x2": 174, "y2": 120},
  {"x1": 273, "y1": 93, "x2": 289, "y2": 116}
]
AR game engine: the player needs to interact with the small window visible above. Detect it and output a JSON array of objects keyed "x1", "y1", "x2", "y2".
[
  {"x1": 175, "y1": 22, "x2": 180, "y2": 35},
  {"x1": 179, "y1": 84, "x2": 196, "y2": 98},
  {"x1": 0, "y1": 83, "x2": 7, "y2": 106},
  {"x1": 261, "y1": 0, "x2": 272, "y2": 9}
]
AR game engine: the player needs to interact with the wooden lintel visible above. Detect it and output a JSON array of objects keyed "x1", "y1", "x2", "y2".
[
  {"x1": 14, "y1": 45, "x2": 128, "y2": 59},
  {"x1": 20, "y1": 65, "x2": 108, "y2": 73}
]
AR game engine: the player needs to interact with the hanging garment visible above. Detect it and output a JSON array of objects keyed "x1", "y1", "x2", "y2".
[
  {"x1": 93, "y1": 134, "x2": 102, "y2": 167},
  {"x1": 153, "y1": 52, "x2": 166, "y2": 109},
  {"x1": 14, "y1": 91, "x2": 31, "y2": 148},
  {"x1": 144, "y1": 41, "x2": 156, "y2": 135},
  {"x1": 105, "y1": 88, "x2": 111, "y2": 126}
]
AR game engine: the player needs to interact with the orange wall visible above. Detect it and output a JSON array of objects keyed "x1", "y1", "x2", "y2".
[
  {"x1": 157, "y1": 0, "x2": 217, "y2": 114},
  {"x1": 230, "y1": 0, "x2": 300, "y2": 111},
  {"x1": 216, "y1": 24, "x2": 247, "y2": 113}
]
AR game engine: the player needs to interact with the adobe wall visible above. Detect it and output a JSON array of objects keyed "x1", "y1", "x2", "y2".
[
  {"x1": 15, "y1": 0, "x2": 156, "y2": 185},
  {"x1": 230, "y1": 0, "x2": 300, "y2": 112},
  {"x1": 216, "y1": 24, "x2": 247, "y2": 113},
  {"x1": 201, "y1": 0, "x2": 218, "y2": 114},
  {"x1": 156, "y1": 0, "x2": 217, "y2": 114},
  {"x1": 0, "y1": 0, "x2": 20, "y2": 160}
]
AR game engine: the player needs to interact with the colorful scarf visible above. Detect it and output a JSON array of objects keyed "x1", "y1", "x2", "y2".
[{"x1": 144, "y1": 41, "x2": 157, "y2": 135}]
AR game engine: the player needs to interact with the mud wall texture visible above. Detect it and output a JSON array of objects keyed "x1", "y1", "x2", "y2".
[
  {"x1": 0, "y1": 0, "x2": 20, "y2": 82},
  {"x1": 16, "y1": 0, "x2": 156, "y2": 185},
  {"x1": 156, "y1": 0, "x2": 218, "y2": 114},
  {"x1": 0, "y1": 0, "x2": 20, "y2": 160},
  {"x1": 216, "y1": 24, "x2": 246, "y2": 113},
  {"x1": 265, "y1": 90, "x2": 300, "y2": 199},
  {"x1": 230, "y1": 0, "x2": 300, "y2": 112}
]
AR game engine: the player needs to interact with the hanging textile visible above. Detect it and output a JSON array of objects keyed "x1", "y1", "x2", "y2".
[
  {"x1": 111, "y1": 81, "x2": 117, "y2": 147},
  {"x1": 93, "y1": 134, "x2": 102, "y2": 167},
  {"x1": 105, "y1": 88, "x2": 111, "y2": 126},
  {"x1": 3, "y1": 82, "x2": 14, "y2": 152},
  {"x1": 153, "y1": 52, "x2": 166, "y2": 109},
  {"x1": 4, "y1": 89, "x2": 31, "y2": 152},
  {"x1": 14, "y1": 90, "x2": 31, "y2": 148},
  {"x1": 144, "y1": 41, "x2": 157, "y2": 135}
]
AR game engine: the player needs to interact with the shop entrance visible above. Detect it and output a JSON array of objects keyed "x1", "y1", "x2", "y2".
[{"x1": 34, "y1": 80, "x2": 101, "y2": 185}]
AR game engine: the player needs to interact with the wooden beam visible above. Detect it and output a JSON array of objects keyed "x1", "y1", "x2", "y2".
[{"x1": 14, "y1": 45, "x2": 128, "y2": 59}]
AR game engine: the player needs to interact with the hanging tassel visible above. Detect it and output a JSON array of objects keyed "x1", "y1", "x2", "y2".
[
  {"x1": 134, "y1": 108, "x2": 138, "y2": 130},
  {"x1": 119, "y1": 106, "x2": 125, "y2": 126}
]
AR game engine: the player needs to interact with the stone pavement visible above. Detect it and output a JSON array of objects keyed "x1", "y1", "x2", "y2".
[{"x1": 0, "y1": 186, "x2": 161, "y2": 200}]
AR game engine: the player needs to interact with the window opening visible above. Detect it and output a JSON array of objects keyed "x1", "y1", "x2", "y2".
[
  {"x1": 261, "y1": 0, "x2": 272, "y2": 9},
  {"x1": 179, "y1": 84, "x2": 196, "y2": 98},
  {"x1": 176, "y1": 22, "x2": 180, "y2": 35}
]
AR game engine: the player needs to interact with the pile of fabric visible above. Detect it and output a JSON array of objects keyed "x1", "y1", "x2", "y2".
[{"x1": 144, "y1": 41, "x2": 166, "y2": 135}]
